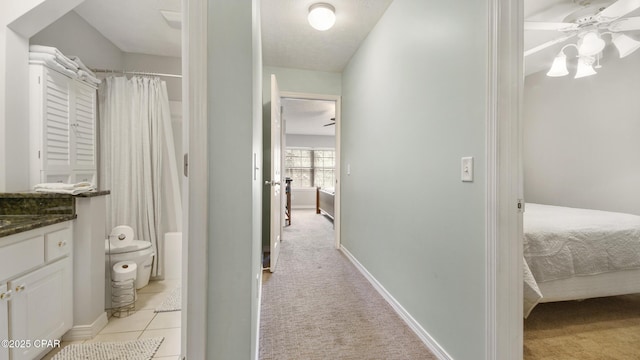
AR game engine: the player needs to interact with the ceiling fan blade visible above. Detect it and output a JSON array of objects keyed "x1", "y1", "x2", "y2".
[
  {"x1": 596, "y1": 0, "x2": 640, "y2": 22},
  {"x1": 524, "y1": 21, "x2": 577, "y2": 31},
  {"x1": 608, "y1": 16, "x2": 640, "y2": 31},
  {"x1": 524, "y1": 33, "x2": 578, "y2": 57}
]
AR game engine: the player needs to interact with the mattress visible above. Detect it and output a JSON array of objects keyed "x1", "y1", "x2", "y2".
[
  {"x1": 523, "y1": 203, "x2": 640, "y2": 316},
  {"x1": 524, "y1": 203, "x2": 640, "y2": 283}
]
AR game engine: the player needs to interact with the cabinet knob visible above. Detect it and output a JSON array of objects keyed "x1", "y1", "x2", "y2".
[
  {"x1": 15, "y1": 284, "x2": 25, "y2": 292},
  {"x1": 58, "y1": 240, "x2": 67, "y2": 247},
  {"x1": 0, "y1": 290, "x2": 11, "y2": 300}
]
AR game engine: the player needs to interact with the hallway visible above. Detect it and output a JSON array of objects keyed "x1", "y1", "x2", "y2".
[{"x1": 259, "y1": 210, "x2": 436, "y2": 359}]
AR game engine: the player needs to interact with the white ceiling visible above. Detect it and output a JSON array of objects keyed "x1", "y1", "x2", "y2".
[
  {"x1": 283, "y1": 98, "x2": 336, "y2": 136},
  {"x1": 261, "y1": 0, "x2": 394, "y2": 72},
  {"x1": 74, "y1": 0, "x2": 181, "y2": 58}
]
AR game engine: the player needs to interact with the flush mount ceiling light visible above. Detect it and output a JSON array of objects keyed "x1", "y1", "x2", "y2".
[{"x1": 308, "y1": 3, "x2": 336, "y2": 31}]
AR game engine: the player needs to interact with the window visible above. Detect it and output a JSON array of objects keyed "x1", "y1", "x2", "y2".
[{"x1": 285, "y1": 148, "x2": 335, "y2": 189}]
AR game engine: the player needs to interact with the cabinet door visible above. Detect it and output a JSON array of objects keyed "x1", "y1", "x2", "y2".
[
  {"x1": 8, "y1": 258, "x2": 72, "y2": 360},
  {"x1": 42, "y1": 68, "x2": 72, "y2": 172},
  {"x1": 0, "y1": 284, "x2": 8, "y2": 360},
  {"x1": 72, "y1": 81, "x2": 97, "y2": 171}
]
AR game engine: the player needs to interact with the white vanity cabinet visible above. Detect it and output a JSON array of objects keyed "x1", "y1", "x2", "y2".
[
  {"x1": 0, "y1": 222, "x2": 73, "y2": 360},
  {"x1": 0, "y1": 284, "x2": 8, "y2": 360},
  {"x1": 29, "y1": 63, "x2": 97, "y2": 188}
]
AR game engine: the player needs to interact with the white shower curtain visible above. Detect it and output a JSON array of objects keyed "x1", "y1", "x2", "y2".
[{"x1": 99, "y1": 76, "x2": 182, "y2": 278}]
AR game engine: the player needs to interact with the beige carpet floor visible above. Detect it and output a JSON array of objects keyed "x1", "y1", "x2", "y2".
[
  {"x1": 524, "y1": 294, "x2": 640, "y2": 360},
  {"x1": 259, "y1": 210, "x2": 436, "y2": 360}
]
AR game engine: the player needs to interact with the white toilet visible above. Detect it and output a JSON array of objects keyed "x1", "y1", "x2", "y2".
[{"x1": 105, "y1": 226, "x2": 155, "y2": 290}]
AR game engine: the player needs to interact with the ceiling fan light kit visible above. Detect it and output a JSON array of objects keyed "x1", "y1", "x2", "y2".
[
  {"x1": 547, "y1": 53, "x2": 570, "y2": 77},
  {"x1": 577, "y1": 31, "x2": 606, "y2": 56},
  {"x1": 574, "y1": 56, "x2": 598, "y2": 78},
  {"x1": 526, "y1": 0, "x2": 640, "y2": 78},
  {"x1": 308, "y1": 3, "x2": 336, "y2": 31},
  {"x1": 611, "y1": 32, "x2": 640, "y2": 57}
]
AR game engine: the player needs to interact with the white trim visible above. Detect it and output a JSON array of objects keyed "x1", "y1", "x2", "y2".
[
  {"x1": 280, "y1": 91, "x2": 341, "y2": 249},
  {"x1": 62, "y1": 312, "x2": 108, "y2": 341},
  {"x1": 340, "y1": 246, "x2": 454, "y2": 360},
  {"x1": 487, "y1": 0, "x2": 524, "y2": 359},
  {"x1": 292, "y1": 205, "x2": 316, "y2": 210},
  {"x1": 255, "y1": 269, "x2": 263, "y2": 360},
  {"x1": 184, "y1": 0, "x2": 208, "y2": 358}
]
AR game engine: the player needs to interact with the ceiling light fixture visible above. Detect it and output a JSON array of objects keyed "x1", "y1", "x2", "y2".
[
  {"x1": 546, "y1": 30, "x2": 640, "y2": 78},
  {"x1": 611, "y1": 33, "x2": 640, "y2": 58},
  {"x1": 308, "y1": 3, "x2": 336, "y2": 31}
]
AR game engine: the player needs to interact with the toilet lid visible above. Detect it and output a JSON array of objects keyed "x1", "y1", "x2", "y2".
[{"x1": 105, "y1": 239, "x2": 152, "y2": 254}]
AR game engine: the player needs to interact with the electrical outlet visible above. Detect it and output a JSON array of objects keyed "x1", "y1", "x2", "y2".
[{"x1": 461, "y1": 157, "x2": 473, "y2": 182}]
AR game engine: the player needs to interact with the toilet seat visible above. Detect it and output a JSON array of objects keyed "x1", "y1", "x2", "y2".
[{"x1": 105, "y1": 239, "x2": 152, "y2": 254}]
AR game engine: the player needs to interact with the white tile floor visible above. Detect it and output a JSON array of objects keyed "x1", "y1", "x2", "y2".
[{"x1": 42, "y1": 280, "x2": 182, "y2": 360}]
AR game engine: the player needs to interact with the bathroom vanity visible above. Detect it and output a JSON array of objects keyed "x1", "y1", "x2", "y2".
[
  {"x1": 0, "y1": 221, "x2": 73, "y2": 360},
  {"x1": 0, "y1": 190, "x2": 110, "y2": 359}
]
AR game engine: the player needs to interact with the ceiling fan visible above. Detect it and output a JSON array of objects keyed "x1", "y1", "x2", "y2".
[
  {"x1": 524, "y1": 0, "x2": 640, "y2": 72},
  {"x1": 323, "y1": 117, "x2": 336, "y2": 127}
]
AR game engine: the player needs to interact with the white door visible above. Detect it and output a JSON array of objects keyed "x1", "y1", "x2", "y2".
[
  {"x1": 269, "y1": 74, "x2": 283, "y2": 272},
  {"x1": 9, "y1": 259, "x2": 72, "y2": 360}
]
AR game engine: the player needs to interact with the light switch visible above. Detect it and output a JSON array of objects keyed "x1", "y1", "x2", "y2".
[
  {"x1": 461, "y1": 157, "x2": 473, "y2": 182},
  {"x1": 347, "y1": 164, "x2": 351, "y2": 176}
]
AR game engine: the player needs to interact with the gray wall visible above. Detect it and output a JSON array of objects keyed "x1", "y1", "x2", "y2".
[
  {"x1": 262, "y1": 67, "x2": 341, "y2": 249},
  {"x1": 207, "y1": 0, "x2": 262, "y2": 359},
  {"x1": 30, "y1": 11, "x2": 182, "y2": 102},
  {"x1": 29, "y1": 10, "x2": 124, "y2": 69},
  {"x1": 341, "y1": 0, "x2": 487, "y2": 358},
  {"x1": 524, "y1": 46, "x2": 640, "y2": 215},
  {"x1": 286, "y1": 134, "x2": 335, "y2": 148}
]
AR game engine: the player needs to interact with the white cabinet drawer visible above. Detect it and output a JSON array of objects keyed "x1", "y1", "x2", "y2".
[
  {"x1": 45, "y1": 227, "x2": 72, "y2": 262},
  {"x1": 0, "y1": 236, "x2": 44, "y2": 282}
]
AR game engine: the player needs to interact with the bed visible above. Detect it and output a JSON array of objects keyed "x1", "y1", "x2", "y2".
[
  {"x1": 523, "y1": 203, "x2": 640, "y2": 317},
  {"x1": 316, "y1": 187, "x2": 335, "y2": 220}
]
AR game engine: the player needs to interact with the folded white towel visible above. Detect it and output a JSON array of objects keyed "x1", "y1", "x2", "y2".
[
  {"x1": 68, "y1": 56, "x2": 94, "y2": 76},
  {"x1": 30, "y1": 45, "x2": 79, "y2": 71},
  {"x1": 78, "y1": 70, "x2": 102, "y2": 85},
  {"x1": 29, "y1": 52, "x2": 78, "y2": 78},
  {"x1": 34, "y1": 185, "x2": 95, "y2": 195},
  {"x1": 34, "y1": 182, "x2": 92, "y2": 190}
]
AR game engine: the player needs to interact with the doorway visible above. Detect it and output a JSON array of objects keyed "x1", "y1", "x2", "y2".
[{"x1": 281, "y1": 91, "x2": 342, "y2": 251}]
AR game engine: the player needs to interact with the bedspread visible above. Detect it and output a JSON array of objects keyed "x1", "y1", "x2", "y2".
[{"x1": 524, "y1": 204, "x2": 640, "y2": 283}]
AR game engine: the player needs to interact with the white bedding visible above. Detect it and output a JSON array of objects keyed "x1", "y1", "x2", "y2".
[
  {"x1": 524, "y1": 204, "x2": 640, "y2": 283},
  {"x1": 523, "y1": 203, "x2": 640, "y2": 316}
]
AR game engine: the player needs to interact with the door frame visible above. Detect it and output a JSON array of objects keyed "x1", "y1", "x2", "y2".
[
  {"x1": 185, "y1": 0, "x2": 522, "y2": 357},
  {"x1": 280, "y1": 91, "x2": 342, "y2": 249},
  {"x1": 182, "y1": 0, "x2": 208, "y2": 358},
  {"x1": 487, "y1": 0, "x2": 524, "y2": 359}
]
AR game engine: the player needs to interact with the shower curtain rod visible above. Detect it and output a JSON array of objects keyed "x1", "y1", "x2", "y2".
[{"x1": 90, "y1": 68, "x2": 182, "y2": 78}]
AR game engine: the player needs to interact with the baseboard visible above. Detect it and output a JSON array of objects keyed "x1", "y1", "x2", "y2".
[
  {"x1": 340, "y1": 246, "x2": 454, "y2": 360},
  {"x1": 63, "y1": 312, "x2": 109, "y2": 341},
  {"x1": 292, "y1": 205, "x2": 315, "y2": 210}
]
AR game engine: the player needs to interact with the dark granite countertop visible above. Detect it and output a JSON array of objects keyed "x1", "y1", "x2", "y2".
[
  {"x1": 0, "y1": 189, "x2": 109, "y2": 237},
  {"x1": 0, "y1": 190, "x2": 110, "y2": 198},
  {"x1": 0, "y1": 214, "x2": 77, "y2": 237}
]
